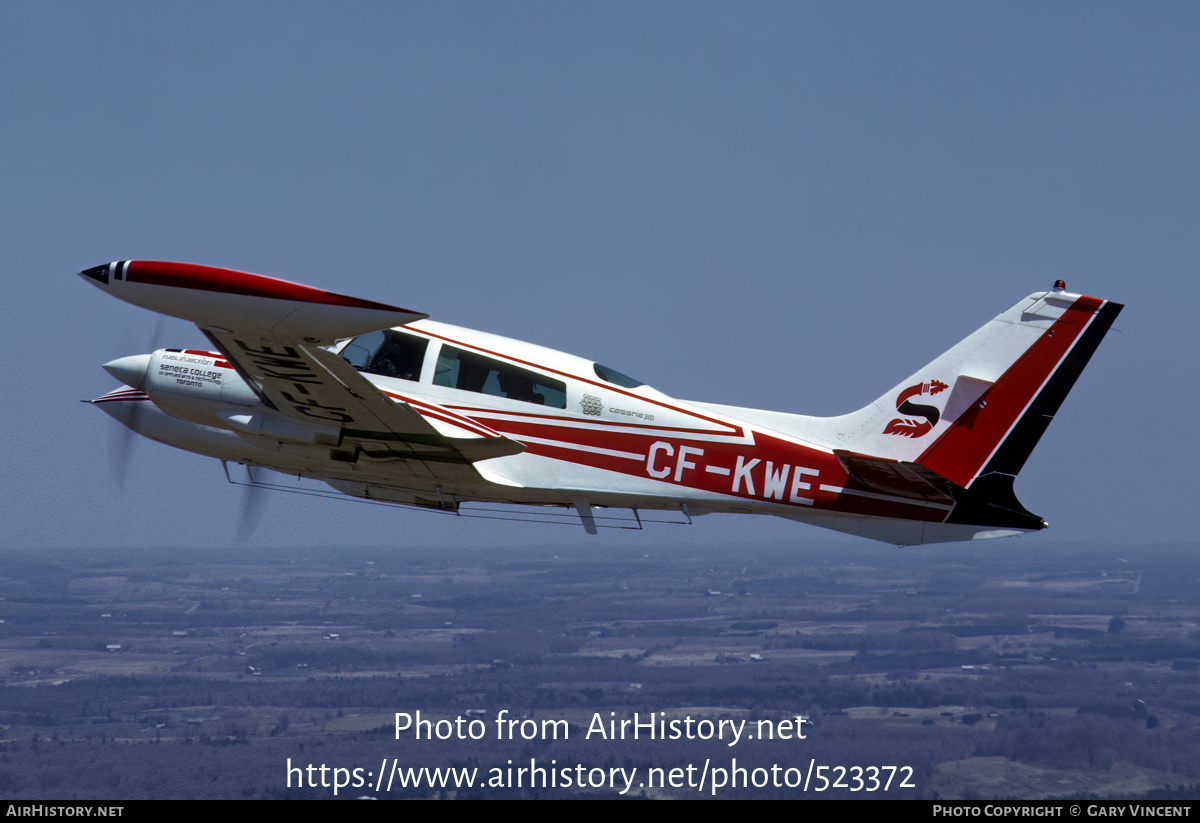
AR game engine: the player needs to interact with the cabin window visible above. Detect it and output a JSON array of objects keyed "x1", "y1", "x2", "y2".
[
  {"x1": 341, "y1": 330, "x2": 429, "y2": 382},
  {"x1": 434, "y1": 345, "x2": 566, "y2": 408},
  {"x1": 593, "y1": 363, "x2": 644, "y2": 388}
]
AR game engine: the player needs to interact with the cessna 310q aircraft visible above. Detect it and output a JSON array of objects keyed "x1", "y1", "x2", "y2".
[{"x1": 81, "y1": 261, "x2": 1121, "y2": 545}]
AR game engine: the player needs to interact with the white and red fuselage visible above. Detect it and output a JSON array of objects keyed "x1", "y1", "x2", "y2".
[{"x1": 83, "y1": 261, "x2": 1122, "y2": 545}]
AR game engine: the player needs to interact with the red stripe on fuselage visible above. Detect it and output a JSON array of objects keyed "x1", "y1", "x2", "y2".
[
  {"x1": 413, "y1": 327, "x2": 745, "y2": 438},
  {"x1": 439, "y1": 405, "x2": 943, "y2": 521},
  {"x1": 455, "y1": 405, "x2": 747, "y2": 440},
  {"x1": 384, "y1": 328, "x2": 946, "y2": 520}
]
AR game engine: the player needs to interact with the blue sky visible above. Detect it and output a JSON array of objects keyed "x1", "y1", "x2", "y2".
[{"x1": 3, "y1": 2, "x2": 1196, "y2": 552}]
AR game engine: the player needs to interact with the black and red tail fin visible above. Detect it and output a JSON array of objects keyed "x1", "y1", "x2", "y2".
[
  {"x1": 782, "y1": 283, "x2": 1122, "y2": 540},
  {"x1": 936, "y1": 292, "x2": 1123, "y2": 531}
]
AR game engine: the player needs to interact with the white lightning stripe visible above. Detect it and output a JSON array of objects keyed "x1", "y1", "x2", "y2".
[
  {"x1": 456, "y1": 409, "x2": 838, "y2": 455},
  {"x1": 415, "y1": 410, "x2": 497, "y2": 437},
  {"x1": 457, "y1": 409, "x2": 755, "y2": 445},
  {"x1": 382, "y1": 392, "x2": 503, "y2": 438},
  {"x1": 819, "y1": 484, "x2": 954, "y2": 510},
  {"x1": 705, "y1": 466, "x2": 731, "y2": 476},
  {"x1": 516, "y1": 435, "x2": 645, "y2": 461}
]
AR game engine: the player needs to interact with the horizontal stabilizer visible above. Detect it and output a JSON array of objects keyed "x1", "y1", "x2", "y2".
[{"x1": 835, "y1": 450, "x2": 957, "y2": 505}]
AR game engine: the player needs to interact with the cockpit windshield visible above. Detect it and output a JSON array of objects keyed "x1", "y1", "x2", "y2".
[
  {"x1": 341, "y1": 330, "x2": 429, "y2": 382},
  {"x1": 593, "y1": 363, "x2": 644, "y2": 388}
]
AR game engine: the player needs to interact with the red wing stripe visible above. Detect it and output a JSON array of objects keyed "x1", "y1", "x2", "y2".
[
  {"x1": 92, "y1": 390, "x2": 151, "y2": 403},
  {"x1": 177, "y1": 350, "x2": 232, "y2": 369},
  {"x1": 125, "y1": 261, "x2": 420, "y2": 315}
]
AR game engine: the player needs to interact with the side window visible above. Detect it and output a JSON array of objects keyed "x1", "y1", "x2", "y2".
[
  {"x1": 341, "y1": 330, "x2": 429, "y2": 382},
  {"x1": 434, "y1": 345, "x2": 566, "y2": 408}
]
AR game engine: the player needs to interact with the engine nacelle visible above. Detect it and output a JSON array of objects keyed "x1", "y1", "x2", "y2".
[
  {"x1": 142, "y1": 349, "x2": 341, "y2": 447},
  {"x1": 144, "y1": 348, "x2": 257, "y2": 421}
]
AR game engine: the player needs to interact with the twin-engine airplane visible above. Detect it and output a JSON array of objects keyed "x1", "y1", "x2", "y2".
[{"x1": 81, "y1": 261, "x2": 1121, "y2": 545}]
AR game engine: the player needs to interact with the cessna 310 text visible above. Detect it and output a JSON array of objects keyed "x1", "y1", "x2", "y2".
[{"x1": 81, "y1": 261, "x2": 1122, "y2": 545}]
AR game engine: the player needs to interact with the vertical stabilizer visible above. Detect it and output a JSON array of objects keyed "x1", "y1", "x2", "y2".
[
  {"x1": 802, "y1": 286, "x2": 1121, "y2": 484},
  {"x1": 798, "y1": 284, "x2": 1122, "y2": 535}
]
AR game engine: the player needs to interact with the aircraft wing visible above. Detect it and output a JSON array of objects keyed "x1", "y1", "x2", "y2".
[
  {"x1": 204, "y1": 328, "x2": 525, "y2": 463},
  {"x1": 81, "y1": 260, "x2": 526, "y2": 465}
]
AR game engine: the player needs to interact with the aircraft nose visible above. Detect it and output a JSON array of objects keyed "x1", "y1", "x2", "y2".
[
  {"x1": 103, "y1": 354, "x2": 152, "y2": 390},
  {"x1": 79, "y1": 262, "x2": 119, "y2": 285}
]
